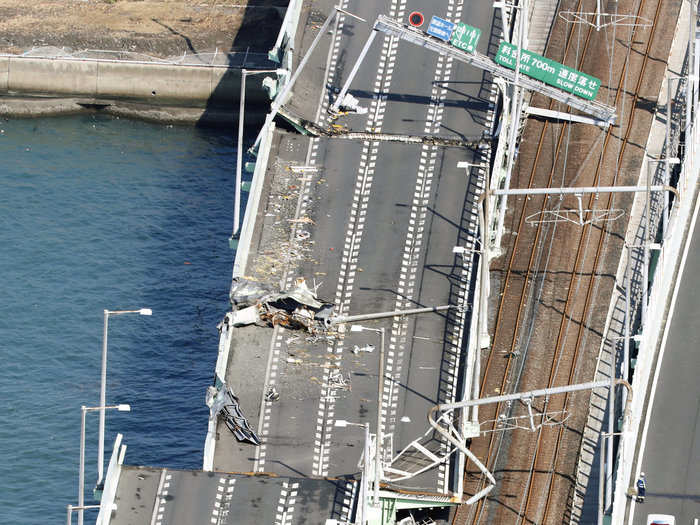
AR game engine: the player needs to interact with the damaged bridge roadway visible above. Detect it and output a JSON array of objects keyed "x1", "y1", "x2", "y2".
[{"x1": 212, "y1": 0, "x2": 495, "y2": 499}]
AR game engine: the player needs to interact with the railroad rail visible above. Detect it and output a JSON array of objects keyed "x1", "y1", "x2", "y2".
[{"x1": 453, "y1": 0, "x2": 675, "y2": 523}]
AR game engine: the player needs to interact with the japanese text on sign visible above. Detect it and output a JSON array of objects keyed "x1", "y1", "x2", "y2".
[
  {"x1": 495, "y1": 41, "x2": 601, "y2": 100},
  {"x1": 450, "y1": 22, "x2": 481, "y2": 53},
  {"x1": 426, "y1": 16, "x2": 455, "y2": 42}
]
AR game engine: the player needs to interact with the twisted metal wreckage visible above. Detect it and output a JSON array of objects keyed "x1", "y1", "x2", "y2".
[
  {"x1": 210, "y1": 277, "x2": 455, "y2": 445},
  {"x1": 229, "y1": 277, "x2": 336, "y2": 333},
  {"x1": 207, "y1": 277, "x2": 336, "y2": 447},
  {"x1": 206, "y1": 384, "x2": 261, "y2": 445}
]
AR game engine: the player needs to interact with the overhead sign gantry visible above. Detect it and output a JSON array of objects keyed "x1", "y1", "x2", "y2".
[
  {"x1": 331, "y1": 14, "x2": 616, "y2": 125},
  {"x1": 495, "y1": 41, "x2": 601, "y2": 100}
]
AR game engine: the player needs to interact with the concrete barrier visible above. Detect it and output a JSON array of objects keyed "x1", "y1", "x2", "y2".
[
  {"x1": 202, "y1": 312, "x2": 235, "y2": 471},
  {"x1": 9, "y1": 57, "x2": 98, "y2": 95},
  {"x1": 0, "y1": 56, "x2": 271, "y2": 109},
  {"x1": 96, "y1": 433, "x2": 126, "y2": 525},
  {"x1": 202, "y1": 121, "x2": 276, "y2": 470},
  {"x1": 96, "y1": 61, "x2": 211, "y2": 102},
  {"x1": 0, "y1": 57, "x2": 9, "y2": 91},
  {"x1": 606, "y1": 3, "x2": 699, "y2": 521}
]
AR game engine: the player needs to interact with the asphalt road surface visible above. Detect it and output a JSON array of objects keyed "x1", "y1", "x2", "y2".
[
  {"x1": 215, "y1": 0, "x2": 498, "y2": 497},
  {"x1": 631, "y1": 212, "x2": 700, "y2": 525},
  {"x1": 109, "y1": 466, "x2": 356, "y2": 525}
]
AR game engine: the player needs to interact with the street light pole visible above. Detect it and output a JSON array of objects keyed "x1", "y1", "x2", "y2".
[
  {"x1": 349, "y1": 324, "x2": 385, "y2": 508},
  {"x1": 335, "y1": 420, "x2": 370, "y2": 524},
  {"x1": 80, "y1": 404, "x2": 130, "y2": 525},
  {"x1": 233, "y1": 69, "x2": 283, "y2": 239},
  {"x1": 66, "y1": 504, "x2": 100, "y2": 525},
  {"x1": 97, "y1": 308, "x2": 151, "y2": 488},
  {"x1": 251, "y1": 5, "x2": 366, "y2": 151},
  {"x1": 375, "y1": 327, "x2": 384, "y2": 508}
]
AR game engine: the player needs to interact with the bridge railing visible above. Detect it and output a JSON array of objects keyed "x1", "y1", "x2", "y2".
[{"x1": 610, "y1": 44, "x2": 699, "y2": 525}]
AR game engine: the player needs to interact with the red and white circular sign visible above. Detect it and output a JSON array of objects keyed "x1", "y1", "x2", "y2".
[{"x1": 408, "y1": 11, "x2": 425, "y2": 27}]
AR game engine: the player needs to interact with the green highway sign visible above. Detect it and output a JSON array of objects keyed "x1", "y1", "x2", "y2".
[
  {"x1": 450, "y1": 22, "x2": 481, "y2": 53},
  {"x1": 494, "y1": 41, "x2": 601, "y2": 100}
]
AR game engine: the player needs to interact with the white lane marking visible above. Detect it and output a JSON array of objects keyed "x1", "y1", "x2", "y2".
[
  {"x1": 275, "y1": 480, "x2": 300, "y2": 525},
  {"x1": 374, "y1": 0, "x2": 489, "y2": 494},
  {"x1": 151, "y1": 469, "x2": 169, "y2": 525},
  {"x1": 211, "y1": 477, "x2": 236, "y2": 525},
  {"x1": 253, "y1": 1, "x2": 350, "y2": 473},
  {"x1": 313, "y1": 0, "x2": 408, "y2": 478},
  {"x1": 340, "y1": 480, "x2": 357, "y2": 522}
]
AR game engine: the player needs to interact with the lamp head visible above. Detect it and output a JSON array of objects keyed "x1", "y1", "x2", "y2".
[
  {"x1": 139, "y1": 309, "x2": 152, "y2": 316},
  {"x1": 117, "y1": 404, "x2": 131, "y2": 412}
]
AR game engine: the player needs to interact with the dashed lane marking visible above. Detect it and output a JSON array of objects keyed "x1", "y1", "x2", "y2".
[
  {"x1": 150, "y1": 469, "x2": 169, "y2": 525},
  {"x1": 275, "y1": 480, "x2": 300, "y2": 525},
  {"x1": 313, "y1": 0, "x2": 408, "y2": 477},
  {"x1": 210, "y1": 476, "x2": 236, "y2": 525},
  {"x1": 253, "y1": 1, "x2": 349, "y2": 473}
]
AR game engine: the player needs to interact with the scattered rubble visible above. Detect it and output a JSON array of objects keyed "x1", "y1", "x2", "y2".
[
  {"x1": 230, "y1": 277, "x2": 335, "y2": 334},
  {"x1": 278, "y1": 106, "x2": 491, "y2": 148},
  {"x1": 352, "y1": 344, "x2": 375, "y2": 354}
]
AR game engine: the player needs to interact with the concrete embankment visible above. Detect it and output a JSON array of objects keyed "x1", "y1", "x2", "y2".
[{"x1": 0, "y1": 56, "x2": 273, "y2": 125}]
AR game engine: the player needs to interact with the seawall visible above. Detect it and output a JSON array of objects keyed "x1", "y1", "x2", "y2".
[{"x1": 0, "y1": 56, "x2": 274, "y2": 125}]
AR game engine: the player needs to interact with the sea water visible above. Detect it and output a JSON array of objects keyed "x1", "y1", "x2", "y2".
[{"x1": 0, "y1": 115, "x2": 237, "y2": 524}]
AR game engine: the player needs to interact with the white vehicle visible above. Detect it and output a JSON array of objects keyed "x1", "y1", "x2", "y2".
[{"x1": 646, "y1": 514, "x2": 675, "y2": 525}]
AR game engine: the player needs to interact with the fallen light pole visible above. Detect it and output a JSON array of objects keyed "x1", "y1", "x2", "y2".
[
  {"x1": 327, "y1": 304, "x2": 455, "y2": 327},
  {"x1": 331, "y1": 305, "x2": 456, "y2": 502},
  {"x1": 331, "y1": 14, "x2": 616, "y2": 122},
  {"x1": 427, "y1": 378, "x2": 633, "y2": 505}
]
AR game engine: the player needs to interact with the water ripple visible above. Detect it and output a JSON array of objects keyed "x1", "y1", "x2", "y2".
[{"x1": 0, "y1": 115, "x2": 235, "y2": 524}]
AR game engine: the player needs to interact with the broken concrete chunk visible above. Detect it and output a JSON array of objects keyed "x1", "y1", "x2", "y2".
[
  {"x1": 230, "y1": 278, "x2": 272, "y2": 307},
  {"x1": 231, "y1": 305, "x2": 260, "y2": 327},
  {"x1": 230, "y1": 277, "x2": 335, "y2": 334}
]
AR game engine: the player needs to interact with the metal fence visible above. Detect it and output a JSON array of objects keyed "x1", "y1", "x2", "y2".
[{"x1": 3, "y1": 45, "x2": 275, "y2": 69}]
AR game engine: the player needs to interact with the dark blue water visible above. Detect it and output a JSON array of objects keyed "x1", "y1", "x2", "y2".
[{"x1": 0, "y1": 115, "x2": 236, "y2": 524}]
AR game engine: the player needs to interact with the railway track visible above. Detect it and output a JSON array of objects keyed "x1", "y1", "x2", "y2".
[{"x1": 452, "y1": 0, "x2": 678, "y2": 522}]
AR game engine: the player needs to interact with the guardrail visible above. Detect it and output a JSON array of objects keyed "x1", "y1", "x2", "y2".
[
  {"x1": 269, "y1": 0, "x2": 303, "y2": 71},
  {"x1": 95, "y1": 434, "x2": 125, "y2": 525},
  {"x1": 611, "y1": 70, "x2": 699, "y2": 525},
  {"x1": 202, "y1": 0, "x2": 303, "y2": 473}
]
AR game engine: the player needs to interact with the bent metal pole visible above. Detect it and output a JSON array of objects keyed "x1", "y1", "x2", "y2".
[
  {"x1": 428, "y1": 378, "x2": 632, "y2": 505},
  {"x1": 252, "y1": 6, "x2": 366, "y2": 151},
  {"x1": 329, "y1": 305, "x2": 455, "y2": 326}
]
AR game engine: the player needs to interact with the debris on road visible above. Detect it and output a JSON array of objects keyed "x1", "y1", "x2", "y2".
[
  {"x1": 206, "y1": 383, "x2": 260, "y2": 446},
  {"x1": 352, "y1": 344, "x2": 375, "y2": 354},
  {"x1": 230, "y1": 277, "x2": 335, "y2": 334}
]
